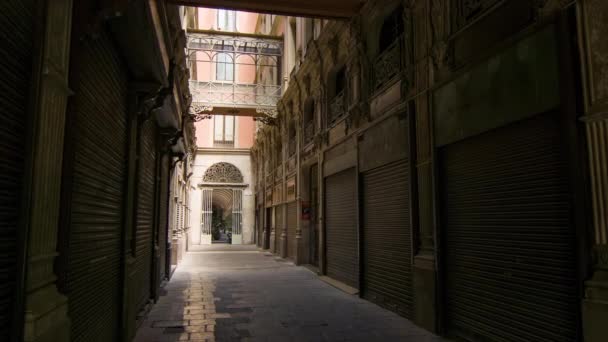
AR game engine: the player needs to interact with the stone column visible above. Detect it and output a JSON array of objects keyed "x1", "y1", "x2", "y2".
[
  {"x1": 23, "y1": 1, "x2": 73, "y2": 341},
  {"x1": 578, "y1": 2, "x2": 608, "y2": 341},
  {"x1": 411, "y1": 0, "x2": 438, "y2": 333},
  {"x1": 582, "y1": 113, "x2": 608, "y2": 342}
]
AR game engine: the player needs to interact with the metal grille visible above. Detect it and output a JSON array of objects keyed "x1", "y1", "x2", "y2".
[
  {"x1": 233, "y1": 189, "x2": 243, "y2": 236},
  {"x1": 325, "y1": 168, "x2": 358, "y2": 288},
  {"x1": 201, "y1": 189, "x2": 213, "y2": 238},
  {"x1": 373, "y1": 36, "x2": 403, "y2": 90},
  {"x1": 0, "y1": 1, "x2": 33, "y2": 339},
  {"x1": 287, "y1": 202, "x2": 298, "y2": 259},
  {"x1": 64, "y1": 30, "x2": 127, "y2": 342},
  {"x1": 440, "y1": 113, "x2": 578, "y2": 342},
  {"x1": 362, "y1": 159, "x2": 412, "y2": 318},
  {"x1": 135, "y1": 119, "x2": 158, "y2": 312}
]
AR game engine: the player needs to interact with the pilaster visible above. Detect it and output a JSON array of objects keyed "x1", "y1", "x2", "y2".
[
  {"x1": 22, "y1": 1, "x2": 74, "y2": 341},
  {"x1": 582, "y1": 113, "x2": 608, "y2": 342},
  {"x1": 412, "y1": 0, "x2": 438, "y2": 333},
  {"x1": 577, "y1": 1, "x2": 608, "y2": 340}
]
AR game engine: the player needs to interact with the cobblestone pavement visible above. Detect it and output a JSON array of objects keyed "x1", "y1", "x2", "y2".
[{"x1": 134, "y1": 245, "x2": 446, "y2": 342}]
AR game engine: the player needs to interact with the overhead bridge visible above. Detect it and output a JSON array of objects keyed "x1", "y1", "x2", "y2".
[{"x1": 167, "y1": 0, "x2": 364, "y2": 18}]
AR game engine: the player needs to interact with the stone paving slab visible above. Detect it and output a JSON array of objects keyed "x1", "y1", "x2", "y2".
[{"x1": 134, "y1": 245, "x2": 447, "y2": 342}]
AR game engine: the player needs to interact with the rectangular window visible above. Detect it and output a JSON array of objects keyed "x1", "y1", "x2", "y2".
[
  {"x1": 216, "y1": 52, "x2": 234, "y2": 81},
  {"x1": 213, "y1": 115, "x2": 235, "y2": 147}
]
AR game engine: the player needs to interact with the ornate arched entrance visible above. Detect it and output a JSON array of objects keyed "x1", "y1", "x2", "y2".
[{"x1": 199, "y1": 163, "x2": 246, "y2": 244}]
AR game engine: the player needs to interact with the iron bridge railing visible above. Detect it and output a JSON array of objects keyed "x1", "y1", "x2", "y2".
[{"x1": 189, "y1": 80, "x2": 282, "y2": 109}]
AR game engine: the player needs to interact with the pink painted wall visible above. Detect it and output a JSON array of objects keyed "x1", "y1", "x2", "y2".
[
  {"x1": 195, "y1": 120, "x2": 213, "y2": 148},
  {"x1": 195, "y1": 51, "x2": 212, "y2": 81},
  {"x1": 193, "y1": 9, "x2": 258, "y2": 149},
  {"x1": 198, "y1": 9, "x2": 216, "y2": 30},
  {"x1": 194, "y1": 9, "x2": 259, "y2": 83},
  {"x1": 236, "y1": 116, "x2": 255, "y2": 148},
  {"x1": 197, "y1": 9, "x2": 258, "y2": 33},
  {"x1": 237, "y1": 12, "x2": 258, "y2": 33}
]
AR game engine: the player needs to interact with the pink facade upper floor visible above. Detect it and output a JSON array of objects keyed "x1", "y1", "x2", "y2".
[
  {"x1": 195, "y1": 116, "x2": 255, "y2": 149},
  {"x1": 194, "y1": 9, "x2": 258, "y2": 83}
]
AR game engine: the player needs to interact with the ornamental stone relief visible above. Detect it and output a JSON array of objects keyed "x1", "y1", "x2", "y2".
[{"x1": 202, "y1": 162, "x2": 244, "y2": 183}]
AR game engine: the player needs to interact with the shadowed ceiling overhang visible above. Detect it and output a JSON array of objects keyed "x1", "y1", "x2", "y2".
[{"x1": 166, "y1": 0, "x2": 364, "y2": 18}]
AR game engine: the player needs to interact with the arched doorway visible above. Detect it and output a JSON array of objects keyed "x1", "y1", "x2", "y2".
[{"x1": 199, "y1": 163, "x2": 246, "y2": 244}]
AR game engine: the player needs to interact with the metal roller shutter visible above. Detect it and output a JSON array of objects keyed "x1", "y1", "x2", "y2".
[
  {"x1": 63, "y1": 30, "x2": 128, "y2": 342},
  {"x1": 0, "y1": 1, "x2": 34, "y2": 339},
  {"x1": 325, "y1": 168, "x2": 358, "y2": 288},
  {"x1": 287, "y1": 202, "x2": 297, "y2": 259},
  {"x1": 275, "y1": 205, "x2": 283, "y2": 252},
  {"x1": 256, "y1": 209, "x2": 262, "y2": 247},
  {"x1": 134, "y1": 118, "x2": 157, "y2": 312},
  {"x1": 265, "y1": 207, "x2": 271, "y2": 249},
  {"x1": 362, "y1": 159, "x2": 412, "y2": 318},
  {"x1": 157, "y1": 154, "x2": 170, "y2": 287},
  {"x1": 441, "y1": 112, "x2": 578, "y2": 342}
]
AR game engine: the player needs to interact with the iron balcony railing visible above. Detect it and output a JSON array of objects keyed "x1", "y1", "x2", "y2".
[
  {"x1": 189, "y1": 80, "x2": 282, "y2": 109},
  {"x1": 329, "y1": 90, "x2": 346, "y2": 124},
  {"x1": 373, "y1": 36, "x2": 403, "y2": 91}
]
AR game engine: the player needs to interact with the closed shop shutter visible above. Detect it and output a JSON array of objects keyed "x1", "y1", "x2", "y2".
[
  {"x1": 362, "y1": 159, "x2": 412, "y2": 318},
  {"x1": 325, "y1": 168, "x2": 358, "y2": 288},
  {"x1": 134, "y1": 118, "x2": 157, "y2": 312},
  {"x1": 287, "y1": 202, "x2": 298, "y2": 259},
  {"x1": 0, "y1": 1, "x2": 34, "y2": 338},
  {"x1": 63, "y1": 30, "x2": 128, "y2": 341},
  {"x1": 257, "y1": 208, "x2": 264, "y2": 248},
  {"x1": 157, "y1": 154, "x2": 170, "y2": 286},
  {"x1": 441, "y1": 113, "x2": 578, "y2": 342},
  {"x1": 265, "y1": 207, "x2": 271, "y2": 249},
  {"x1": 274, "y1": 205, "x2": 283, "y2": 252}
]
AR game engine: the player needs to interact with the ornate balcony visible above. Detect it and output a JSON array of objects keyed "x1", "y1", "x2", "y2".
[
  {"x1": 329, "y1": 90, "x2": 346, "y2": 124},
  {"x1": 189, "y1": 80, "x2": 282, "y2": 110},
  {"x1": 187, "y1": 30, "x2": 283, "y2": 116},
  {"x1": 373, "y1": 36, "x2": 403, "y2": 90}
]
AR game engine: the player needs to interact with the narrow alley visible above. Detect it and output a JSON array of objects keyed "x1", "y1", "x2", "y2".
[
  {"x1": 135, "y1": 246, "x2": 444, "y2": 342},
  {"x1": 2, "y1": 1, "x2": 608, "y2": 342}
]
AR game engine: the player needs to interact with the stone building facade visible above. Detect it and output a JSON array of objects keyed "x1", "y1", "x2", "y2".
[
  {"x1": 0, "y1": 1, "x2": 195, "y2": 341},
  {"x1": 251, "y1": 1, "x2": 608, "y2": 341}
]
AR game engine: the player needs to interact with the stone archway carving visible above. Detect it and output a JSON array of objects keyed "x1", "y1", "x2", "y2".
[{"x1": 203, "y1": 162, "x2": 244, "y2": 183}]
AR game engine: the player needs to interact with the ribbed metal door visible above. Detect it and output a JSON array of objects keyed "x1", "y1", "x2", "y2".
[
  {"x1": 275, "y1": 205, "x2": 283, "y2": 252},
  {"x1": 441, "y1": 113, "x2": 578, "y2": 342},
  {"x1": 325, "y1": 168, "x2": 358, "y2": 288},
  {"x1": 0, "y1": 1, "x2": 34, "y2": 339},
  {"x1": 362, "y1": 159, "x2": 412, "y2": 318},
  {"x1": 256, "y1": 209, "x2": 263, "y2": 247},
  {"x1": 135, "y1": 118, "x2": 157, "y2": 312},
  {"x1": 63, "y1": 31, "x2": 127, "y2": 341},
  {"x1": 157, "y1": 154, "x2": 170, "y2": 287},
  {"x1": 287, "y1": 202, "x2": 297, "y2": 259}
]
